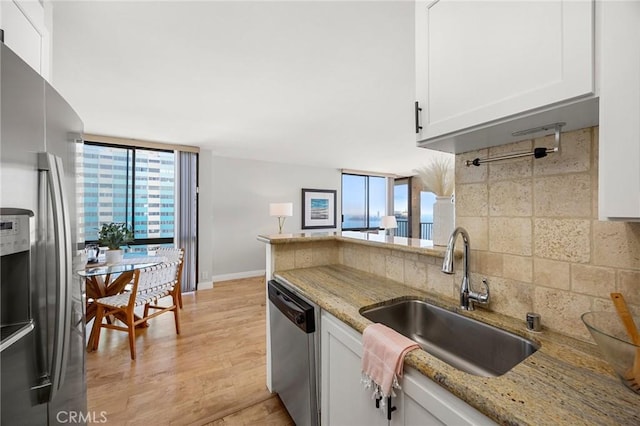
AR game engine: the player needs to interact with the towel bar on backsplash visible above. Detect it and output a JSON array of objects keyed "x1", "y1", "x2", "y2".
[{"x1": 466, "y1": 122, "x2": 565, "y2": 167}]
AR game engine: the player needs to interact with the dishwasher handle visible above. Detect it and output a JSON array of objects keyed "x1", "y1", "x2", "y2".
[{"x1": 268, "y1": 280, "x2": 315, "y2": 334}]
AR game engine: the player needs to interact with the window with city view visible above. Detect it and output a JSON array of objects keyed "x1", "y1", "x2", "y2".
[{"x1": 81, "y1": 142, "x2": 175, "y2": 246}]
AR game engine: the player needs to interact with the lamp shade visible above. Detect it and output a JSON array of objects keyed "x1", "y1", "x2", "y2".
[
  {"x1": 380, "y1": 215, "x2": 398, "y2": 229},
  {"x1": 270, "y1": 202, "x2": 293, "y2": 217}
]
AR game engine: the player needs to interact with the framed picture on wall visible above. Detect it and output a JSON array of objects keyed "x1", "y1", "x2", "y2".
[{"x1": 301, "y1": 188, "x2": 337, "y2": 229}]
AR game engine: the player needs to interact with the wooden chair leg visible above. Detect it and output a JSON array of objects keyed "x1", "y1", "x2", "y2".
[
  {"x1": 173, "y1": 295, "x2": 181, "y2": 335},
  {"x1": 177, "y1": 288, "x2": 183, "y2": 309},
  {"x1": 141, "y1": 303, "x2": 150, "y2": 327},
  {"x1": 126, "y1": 308, "x2": 136, "y2": 360},
  {"x1": 90, "y1": 304, "x2": 105, "y2": 351}
]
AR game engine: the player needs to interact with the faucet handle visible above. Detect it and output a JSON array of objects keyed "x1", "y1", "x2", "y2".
[
  {"x1": 475, "y1": 278, "x2": 490, "y2": 305},
  {"x1": 480, "y1": 278, "x2": 489, "y2": 295}
]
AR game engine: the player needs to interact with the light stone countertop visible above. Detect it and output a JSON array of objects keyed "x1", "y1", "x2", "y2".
[
  {"x1": 273, "y1": 264, "x2": 640, "y2": 426},
  {"x1": 258, "y1": 231, "x2": 450, "y2": 257}
]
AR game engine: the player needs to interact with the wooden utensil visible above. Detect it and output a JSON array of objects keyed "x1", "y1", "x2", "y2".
[{"x1": 610, "y1": 293, "x2": 640, "y2": 392}]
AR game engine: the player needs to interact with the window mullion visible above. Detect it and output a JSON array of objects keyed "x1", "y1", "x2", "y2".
[
  {"x1": 131, "y1": 148, "x2": 136, "y2": 238},
  {"x1": 365, "y1": 176, "x2": 370, "y2": 229}
]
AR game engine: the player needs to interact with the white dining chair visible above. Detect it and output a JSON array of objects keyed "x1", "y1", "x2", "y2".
[
  {"x1": 88, "y1": 260, "x2": 183, "y2": 360},
  {"x1": 155, "y1": 247, "x2": 185, "y2": 308}
]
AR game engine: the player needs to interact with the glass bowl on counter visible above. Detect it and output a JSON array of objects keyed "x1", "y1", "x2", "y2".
[{"x1": 581, "y1": 311, "x2": 640, "y2": 395}]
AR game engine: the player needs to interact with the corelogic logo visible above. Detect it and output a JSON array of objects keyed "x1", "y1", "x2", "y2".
[{"x1": 56, "y1": 411, "x2": 108, "y2": 424}]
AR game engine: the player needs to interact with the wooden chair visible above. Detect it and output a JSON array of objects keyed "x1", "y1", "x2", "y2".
[
  {"x1": 155, "y1": 247, "x2": 185, "y2": 308},
  {"x1": 89, "y1": 260, "x2": 184, "y2": 360}
]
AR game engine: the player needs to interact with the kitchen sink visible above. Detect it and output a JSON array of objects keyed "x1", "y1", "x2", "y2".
[{"x1": 360, "y1": 299, "x2": 539, "y2": 377}]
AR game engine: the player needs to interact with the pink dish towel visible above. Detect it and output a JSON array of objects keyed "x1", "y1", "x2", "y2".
[{"x1": 361, "y1": 323, "x2": 420, "y2": 400}]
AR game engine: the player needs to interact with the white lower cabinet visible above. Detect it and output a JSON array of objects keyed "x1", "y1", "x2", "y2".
[
  {"x1": 400, "y1": 368, "x2": 495, "y2": 426},
  {"x1": 320, "y1": 311, "x2": 496, "y2": 426},
  {"x1": 321, "y1": 311, "x2": 392, "y2": 426}
]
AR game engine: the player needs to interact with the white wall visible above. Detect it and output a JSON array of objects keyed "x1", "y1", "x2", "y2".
[{"x1": 210, "y1": 155, "x2": 341, "y2": 281}]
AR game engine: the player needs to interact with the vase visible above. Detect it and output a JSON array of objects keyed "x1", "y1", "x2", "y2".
[
  {"x1": 105, "y1": 249, "x2": 123, "y2": 264},
  {"x1": 432, "y1": 195, "x2": 455, "y2": 246}
]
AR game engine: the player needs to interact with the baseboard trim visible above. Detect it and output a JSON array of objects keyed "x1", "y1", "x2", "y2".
[
  {"x1": 197, "y1": 281, "x2": 214, "y2": 290},
  {"x1": 212, "y1": 269, "x2": 266, "y2": 283}
]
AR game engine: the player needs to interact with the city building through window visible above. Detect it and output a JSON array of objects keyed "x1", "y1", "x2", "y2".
[{"x1": 81, "y1": 142, "x2": 175, "y2": 251}]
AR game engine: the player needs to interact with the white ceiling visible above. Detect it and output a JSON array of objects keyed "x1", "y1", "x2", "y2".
[{"x1": 52, "y1": 0, "x2": 447, "y2": 176}]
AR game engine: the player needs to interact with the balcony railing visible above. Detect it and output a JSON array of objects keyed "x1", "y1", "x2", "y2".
[
  {"x1": 396, "y1": 219, "x2": 409, "y2": 237},
  {"x1": 420, "y1": 222, "x2": 433, "y2": 240},
  {"x1": 395, "y1": 219, "x2": 433, "y2": 240}
]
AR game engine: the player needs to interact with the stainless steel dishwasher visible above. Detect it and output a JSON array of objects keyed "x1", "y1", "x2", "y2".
[{"x1": 268, "y1": 280, "x2": 319, "y2": 426}]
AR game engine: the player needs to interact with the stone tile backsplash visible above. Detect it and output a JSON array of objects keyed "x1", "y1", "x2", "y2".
[
  {"x1": 271, "y1": 127, "x2": 638, "y2": 343},
  {"x1": 457, "y1": 127, "x2": 640, "y2": 341},
  {"x1": 273, "y1": 240, "x2": 340, "y2": 271},
  {"x1": 273, "y1": 240, "x2": 458, "y2": 300}
]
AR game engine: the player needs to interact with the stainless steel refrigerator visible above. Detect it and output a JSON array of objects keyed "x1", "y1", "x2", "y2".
[{"x1": 1, "y1": 42, "x2": 87, "y2": 424}]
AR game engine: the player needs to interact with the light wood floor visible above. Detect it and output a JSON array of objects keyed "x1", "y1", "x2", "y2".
[{"x1": 86, "y1": 276, "x2": 293, "y2": 425}]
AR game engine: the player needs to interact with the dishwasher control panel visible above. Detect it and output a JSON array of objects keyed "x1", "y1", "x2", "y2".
[{"x1": 268, "y1": 280, "x2": 315, "y2": 334}]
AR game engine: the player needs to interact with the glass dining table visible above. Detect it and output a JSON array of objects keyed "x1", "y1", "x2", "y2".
[{"x1": 78, "y1": 256, "x2": 165, "y2": 350}]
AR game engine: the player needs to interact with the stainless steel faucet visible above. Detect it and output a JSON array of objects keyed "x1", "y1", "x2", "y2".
[{"x1": 441, "y1": 227, "x2": 490, "y2": 311}]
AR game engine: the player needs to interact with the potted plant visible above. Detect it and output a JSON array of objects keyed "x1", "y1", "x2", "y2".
[{"x1": 98, "y1": 222, "x2": 134, "y2": 264}]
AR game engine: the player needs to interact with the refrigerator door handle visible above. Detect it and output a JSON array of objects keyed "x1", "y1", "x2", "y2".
[
  {"x1": 0, "y1": 321, "x2": 34, "y2": 353},
  {"x1": 36, "y1": 153, "x2": 72, "y2": 403}
]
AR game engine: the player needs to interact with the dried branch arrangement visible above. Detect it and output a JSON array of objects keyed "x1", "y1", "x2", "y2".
[{"x1": 414, "y1": 157, "x2": 454, "y2": 197}]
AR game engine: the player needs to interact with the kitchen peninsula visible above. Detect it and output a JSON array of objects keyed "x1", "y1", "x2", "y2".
[{"x1": 258, "y1": 232, "x2": 640, "y2": 425}]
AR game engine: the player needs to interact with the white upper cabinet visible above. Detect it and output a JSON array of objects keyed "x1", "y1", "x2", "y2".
[
  {"x1": 415, "y1": 0, "x2": 597, "y2": 153},
  {"x1": 598, "y1": 1, "x2": 640, "y2": 220},
  {"x1": 0, "y1": 0, "x2": 50, "y2": 80}
]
